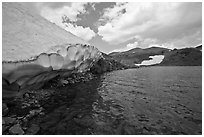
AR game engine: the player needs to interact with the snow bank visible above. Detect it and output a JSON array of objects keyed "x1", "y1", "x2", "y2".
[
  {"x1": 2, "y1": 3, "x2": 102, "y2": 98},
  {"x1": 2, "y1": 44, "x2": 102, "y2": 96}
]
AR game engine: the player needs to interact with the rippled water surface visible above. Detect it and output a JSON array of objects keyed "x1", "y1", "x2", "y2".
[{"x1": 38, "y1": 66, "x2": 202, "y2": 135}]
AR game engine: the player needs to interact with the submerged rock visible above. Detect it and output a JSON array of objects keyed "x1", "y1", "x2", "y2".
[
  {"x1": 2, "y1": 119, "x2": 6, "y2": 126},
  {"x1": 2, "y1": 103, "x2": 9, "y2": 116},
  {"x1": 9, "y1": 124, "x2": 24, "y2": 135},
  {"x1": 2, "y1": 125, "x2": 9, "y2": 133},
  {"x1": 74, "y1": 115, "x2": 94, "y2": 127},
  {"x1": 3, "y1": 117, "x2": 16, "y2": 125},
  {"x1": 26, "y1": 124, "x2": 40, "y2": 135}
]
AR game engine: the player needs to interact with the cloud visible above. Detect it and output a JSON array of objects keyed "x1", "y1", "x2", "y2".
[
  {"x1": 160, "y1": 30, "x2": 202, "y2": 49},
  {"x1": 111, "y1": 29, "x2": 202, "y2": 52},
  {"x1": 97, "y1": 2, "x2": 202, "y2": 45},
  {"x1": 147, "y1": 30, "x2": 201, "y2": 50},
  {"x1": 64, "y1": 23, "x2": 96, "y2": 41},
  {"x1": 111, "y1": 41, "x2": 139, "y2": 52},
  {"x1": 38, "y1": 2, "x2": 72, "y2": 9},
  {"x1": 110, "y1": 37, "x2": 158, "y2": 52},
  {"x1": 40, "y1": 2, "x2": 87, "y2": 22},
  {"x1": 39, "y1": 2, "x2": 96, "y2": 41}
]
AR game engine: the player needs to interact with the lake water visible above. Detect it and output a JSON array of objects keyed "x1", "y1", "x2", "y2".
[{"x1": 38, "y1": 66, "x2": 202, "y2": 135}]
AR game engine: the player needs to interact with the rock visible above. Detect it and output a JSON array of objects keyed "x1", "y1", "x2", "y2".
[
  {"x1": 2, "y1": 103, "x2": 9, "y2": 116},
  {"x1": 17, "y1": 116, "x2": 24, "y2": 120},
  {"x1": 74, "y1": 115, "x2": 94, "y2": 127},
  {"x1": 34, "y1": 100, "x2": 38, "y2": 104},
  {"x1": 22, "y1": 117, "x2": 28, "y2": 123},
  {"x1": 26, "y1": 124, "x2": 40, "y2": 135},
  {"x1": 2, "y1": 119, "x2": 5, "y2": 125},
  {"x1": 22, "y1": 127, "x2": 27, "y2": 130},
  {"x1": 9, "y1": 124, "x2": 24, "y2": 135},
  {"x1": 35, "y1": 104, "x2": 41, "y2": 107},
  {"x1": 3, "y1": 117, "x2": 16, "y2": 125},
  {"x1": 28, "y1": 100, "x2": 35, "y2": 104},
  {"x1": 61, "y1": 79, "x2": 69, "y2": 85},
  {"x1": 28, "y1": 109, "x2": 42, "y2": 119},
  {"x1": 21, "y1": 102, "x2": 31, "y2": 108},
  {"x1": 29, "y1": 110, "x2": 35, "y2": 116},
  {"x1": 30, "y1": 109, "x2": 42, "y2": 114},
  {"x1": 122, "y1": 125, "x2": 136, "y2": 135},
  {"x1": 2, "y1": 125, "x2": 9, "y2": 133},
  {"x1": 39, "y1": 107, "x2": 44, "y2": 111},
  {"x1": 39, "y1": 112, "x2": 45, "y2": 115},
  {"x1": 24, "y1": 93, "x2": 29, "y2": 98},
  {"x1": 76, "y1": 113, "x2": 84, "y2": 119}
]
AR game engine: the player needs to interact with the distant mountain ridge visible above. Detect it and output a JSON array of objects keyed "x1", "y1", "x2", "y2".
[
  {"x1": 109, "y1": 47, "x2": 170, "y2": 67},
  {"x1": 109, "y1": 45, "x2": 202, "y2": 67},
  {"x1": 195, "y1": 45, "x2": 202, "y2": 51}
]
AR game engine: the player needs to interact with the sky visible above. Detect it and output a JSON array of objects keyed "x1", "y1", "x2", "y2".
[{"x1": 24, "y1": 2, "x2": 202, "y2": 54}]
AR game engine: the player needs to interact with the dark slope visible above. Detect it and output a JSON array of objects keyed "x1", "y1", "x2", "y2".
[
  {"x1": 90, "y1": 53, "x2": 128, "y2": 74},
  {"x1": 159, "y1": 48, "x2": 202, "y2": 66},
  {"x1": 109, "y1": 47, "x2": 169, "y2": 67},
  {"x1": 195, "y1": 45, "x2": 202, "y2": 51}
]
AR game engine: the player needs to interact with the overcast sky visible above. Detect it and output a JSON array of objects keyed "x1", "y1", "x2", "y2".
[{"x1": 24, "y1": 2, "x2": 202, "y2": 53}]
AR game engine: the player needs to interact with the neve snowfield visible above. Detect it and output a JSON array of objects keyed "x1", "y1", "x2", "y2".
[
  {"x1": 2, "y1": 2, "x2": 88, "y2": 61},
  {"x1": 2, "y1": 3, "x2": 102, "y2": 98}
]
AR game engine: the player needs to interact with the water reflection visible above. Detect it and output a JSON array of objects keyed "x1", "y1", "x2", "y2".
[{"x1": 38, "y1": 76, "x2": 103, "y2": 135}]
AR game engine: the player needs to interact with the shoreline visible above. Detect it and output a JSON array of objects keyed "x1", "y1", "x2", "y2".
[{"x1": 2, "y1": 71, "x2": 99, "y2": 135}]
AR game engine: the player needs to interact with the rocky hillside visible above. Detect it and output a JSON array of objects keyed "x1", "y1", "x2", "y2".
[
  {"x1": 90, "y1": 53, "x2": 128, "y2": 74},
  {"x1": 159, "y1": 47, "x2": 202, "y2": 66}
]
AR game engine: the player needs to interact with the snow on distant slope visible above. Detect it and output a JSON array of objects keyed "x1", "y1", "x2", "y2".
[
  {"x1": 135, "y1": 55, "x2": 164, "y2": 66},
  {"x1": 2, "y1": 2, "x2": 88, "y2": 61}
]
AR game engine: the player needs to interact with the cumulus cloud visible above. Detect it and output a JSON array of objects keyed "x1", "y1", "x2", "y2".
[
  {"x1": 111, "y1": 36, "x2": 159, "y2": 52},
  {"x1": 64, "y1": 23, "x2": 96, "y2": 41},
  {"x1": 160, "y1": 30, "x2": 202, "y2": 49},
  {"x1": 40, "y1": 2, "x2": 87, "y2": 22},
  {"x1": 111, "y1": 30, "x2": 202, "y2": 52},
  {"x1": 39, "y1": 2, "x2": 96, "y2": 41},
  {"x1": 97, "y1": 2, "x2": 202, "y2": 46},
  {"x1": 111, "y1": 41, "x2": 139, "y2": 52}
]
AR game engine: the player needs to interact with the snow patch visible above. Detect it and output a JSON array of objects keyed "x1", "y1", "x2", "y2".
[{"x1": 135, "y1": 55, "x2": 164, "y2": 66}]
